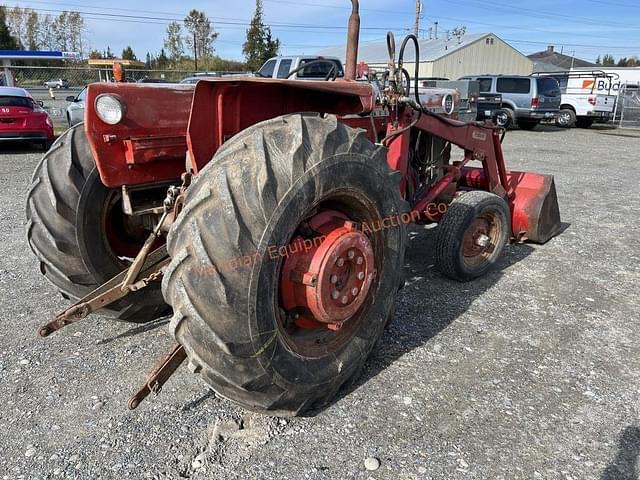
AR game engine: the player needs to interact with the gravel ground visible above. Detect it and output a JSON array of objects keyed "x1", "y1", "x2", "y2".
[{"x1": 0, "y1": 126, "x2": 638, "y2": 480}]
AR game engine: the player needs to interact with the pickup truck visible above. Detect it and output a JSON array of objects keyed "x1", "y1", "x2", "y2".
[
  {"x1": 532, "y1": 71, "x2": 617, "y2": 128},
  {"x1": 257, "y1": 56, "x2": 344, "y2": 80}
]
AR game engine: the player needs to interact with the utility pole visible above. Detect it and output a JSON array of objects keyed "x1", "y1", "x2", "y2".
[
  {"x1": 414, "y1": 0, "x2": 421, "y2": 37},
  {"x1": 193, "y1": 31, "x2": 198, "y2": 71}
]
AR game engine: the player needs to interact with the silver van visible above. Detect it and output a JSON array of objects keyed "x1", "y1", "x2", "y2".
[{"x1": 459, "y1": 75, "x2": 561, "y2": 130}]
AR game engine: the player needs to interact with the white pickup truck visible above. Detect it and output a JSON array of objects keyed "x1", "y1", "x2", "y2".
[
  {"x1": 533, "y1": 71, "x2": 617, "y2": 128},
  {"x1": 257, "y1": 56, "x2": 344, "y2": 80}
]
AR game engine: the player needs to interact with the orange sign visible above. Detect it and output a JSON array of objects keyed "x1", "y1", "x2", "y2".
[{"x1": 582, "y1": 79, "x2": 595, "y2": 89}]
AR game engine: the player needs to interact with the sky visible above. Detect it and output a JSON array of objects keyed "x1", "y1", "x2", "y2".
[{"x1": 4, "y1": 0, "x2": 640, "y2": 63}]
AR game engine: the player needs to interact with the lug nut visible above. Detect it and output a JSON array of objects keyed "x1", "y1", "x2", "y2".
[
  {"x1": 336, "y1": 258, "x2": 345, "y2": 267},
  {"x1": 357, "y1": 272, "x2": 365, "y2": 280},
  {"x1": 351, "y1": 287, "x2": 359, "y2": 296},
  {"x1": 341, "y1": 296, "x2": 349, "y2": 304},
  {"x1": 356, "y1": 257, "x2": 363, "y2": 265},
  {"x1": 330, "y1": 274, "x2": 338, "y2": 284},
  {"x1": 332, "y1": 290, "x2": 340, "y2": 300},
  {"x1": 348, "y1": 250, "x2": 355, "y2": 259}
]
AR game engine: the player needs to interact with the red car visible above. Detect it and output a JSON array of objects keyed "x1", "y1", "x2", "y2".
[{"x1": 0, "y1": 87, "x2": 54, "y2": 149}]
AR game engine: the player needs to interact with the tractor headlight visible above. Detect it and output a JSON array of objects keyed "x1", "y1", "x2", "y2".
[
  {"x1": 442, "y1": 94, "x2": 455, "y2": 115},
  {"x1": 95, "y1": 94, "x2": 125, "y2": 125}
]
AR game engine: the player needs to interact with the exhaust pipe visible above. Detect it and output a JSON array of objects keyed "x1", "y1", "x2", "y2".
[{"x1": 345, "y1": 0, "x2": 360, "y2": 81}]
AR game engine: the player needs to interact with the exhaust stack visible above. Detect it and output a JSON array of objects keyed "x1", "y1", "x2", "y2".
[{"x1": 345, "y1": 0, "x2": 360, "y2": 81}]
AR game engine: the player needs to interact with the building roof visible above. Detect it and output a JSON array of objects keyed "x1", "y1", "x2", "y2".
[
  {"x1": 88, "y1": 58, "x2": 146, "y2": 68},
  {"x1": 317, "y1": 33, "x2": 491, "y2": 64},
  {"x1": 528, "y1": 47, "x2": 597, "y2": 72},
  {"x1": 0, "y1": 86, "x2": 29, "y2": 97}
]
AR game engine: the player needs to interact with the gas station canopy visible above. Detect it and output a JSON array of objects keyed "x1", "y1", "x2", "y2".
[{"x1": 0, "y1": 51, "x2": 80, "y2": 86}]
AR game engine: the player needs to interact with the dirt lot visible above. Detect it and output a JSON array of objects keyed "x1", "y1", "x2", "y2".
[{"x1": 0, "y1": 126, "x2": 638, "y2": 480}]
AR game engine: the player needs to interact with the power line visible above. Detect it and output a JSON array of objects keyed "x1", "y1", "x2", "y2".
[
  {"x1": 445, "y1": 0, "x2": 640, "y2": 30},
  {"x1": 1, "y1": 4, "x2": 414, "y2": 32}
]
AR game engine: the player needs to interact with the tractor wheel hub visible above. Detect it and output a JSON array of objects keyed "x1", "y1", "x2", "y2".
[{"x1": 281, "y1": 211, "x2": 376, "y2": 329}]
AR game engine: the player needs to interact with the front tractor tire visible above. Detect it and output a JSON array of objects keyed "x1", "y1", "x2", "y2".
[
  {"x1": 435, "y1": 191, "x2": 510, "y2": 282},
  {"x1": 25, "y1": 124, "x2": 168, "y2": 322},
  {"x1": 162, "y1": 113, "x2": 407, "y2": 416}
]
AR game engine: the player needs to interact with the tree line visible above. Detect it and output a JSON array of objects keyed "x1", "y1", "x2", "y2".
[
  {"x1": 1, "y1": 1, "x2": 280, "y2": 72},
  {"x1": 596, "y1": 54, "x2": 640, "y2": 67},
  {"x1": 0, "y1": 5, "x2": 86, "y2": 55}
]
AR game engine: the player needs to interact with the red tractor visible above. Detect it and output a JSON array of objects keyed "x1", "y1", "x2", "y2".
[{"x1": 26, "y1": 2, "x2": 560, "y2": 416}]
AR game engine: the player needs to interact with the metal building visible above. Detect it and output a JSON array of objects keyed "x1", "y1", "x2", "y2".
[{"x1": 317, "y1": 33, "x2": 533, "y2": 79}]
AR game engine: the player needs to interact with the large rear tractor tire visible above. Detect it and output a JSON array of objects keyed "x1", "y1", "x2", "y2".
[
  {"x1": 25, "y1": 124, "x2": 168, "y2": 322},
  {"x1": 162, "y1": 113, "x2": 407, "y2": 416},
  {"x1": 435, "y1": 190, "x2": 510, "y2": 282}
]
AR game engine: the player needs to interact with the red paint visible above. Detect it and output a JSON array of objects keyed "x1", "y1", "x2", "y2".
[{"x1": 281, "y1": 210, "x2": 375, "y2": 329}]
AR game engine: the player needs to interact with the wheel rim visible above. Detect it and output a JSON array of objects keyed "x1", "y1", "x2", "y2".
[
  {"x1": 496, "y1": 112, "x2": 508, "y2": 127},
  {"x1": 102, "y1": 191, "x2": 150, "y2": 262},
  {"x1": 461, "y1": 211, "x2": 503, "y2": 268},
  {"x1": 558, "y1": 112, "x2": 571, "y2": 126},
  {"x1": 277, "y1": 192, "x2": 383, "y2": 357}
]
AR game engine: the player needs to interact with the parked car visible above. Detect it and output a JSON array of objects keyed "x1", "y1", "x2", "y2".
[
  {"x1": 44, "y1": 78, "x2": 70, "y2": 89},
  {"x1": 180, "y1": 75, "x2": 221, "y2": 84},
  {"x1": 0, "y1": 86, "x2": 54, "y2": 148},
  {"x1": 532, "y1": 71, "x2": 617, "y2": 128},
  {"x1": 66, "y1": 87, "x2": 86, "y2": 127},
  {"x1": 257, "y1": 56, "x2": 344, "y2": 80},
  {"x1": 459, "y1": 75, "x2": 561, "y2": 129},
  {"x1": 136, "y1": 77, "x2": 168, "y2": 84}
]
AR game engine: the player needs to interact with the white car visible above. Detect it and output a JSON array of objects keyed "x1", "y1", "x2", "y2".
[{"x1": 65, "y1": 88, "x2": 86, "y2": 126}]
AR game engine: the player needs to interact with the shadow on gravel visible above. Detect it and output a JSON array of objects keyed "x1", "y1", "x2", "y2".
[
  {"x1": 96, "y1": 315, "x2": 171, "y2": 345},
  {"x1": 0, "y1": 141, "x2": 48, "y2": 155},
  {"x1": 601, "y1": 426, "x2": 640, "y2": 480},
  {"x1": 335, "y1": 224, "x2": 535, "y2": 402}
]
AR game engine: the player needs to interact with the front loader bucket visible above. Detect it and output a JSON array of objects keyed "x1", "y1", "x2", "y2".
[
  {"x1": 461, "y1": 168, "x2": 562, "y2": 244},
  {"x1": 506, "y1": 171, "x2": 561, "y2": 243}
]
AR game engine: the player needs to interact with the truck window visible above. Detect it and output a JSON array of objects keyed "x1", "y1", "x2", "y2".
[
  {"x1": 276, "y1": 59, "x2": 292, "y2": 79},
  {"x1": 478, "y1": 78, "x2": 492, "y2": 93},
  {"x1": 258, "y1": 59, "x2": 277, "y2": 78},
  {"x1": 298, "y1": 59, "x2": 344, "y2": 78},
  {"x1": 537, "y1": 77, "x2": 561, "y2": 96},
  {"x1": 496, "y1": 78, "x2": 530, "y2": 94}
]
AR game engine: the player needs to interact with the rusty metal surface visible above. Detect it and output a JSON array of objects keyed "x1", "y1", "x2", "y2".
[
  {"x1": 345, "y1": 0, "x2": 360, "y2": 81},
  {"x1": 187, "y1": 78, "x2": 375, "y2": 172},
  {"x1": 38, "y1": 246, "x2": 169, "y2": 337},
  {"x1": 128, "y1": 343, "x2": 187, "y2": 410}
]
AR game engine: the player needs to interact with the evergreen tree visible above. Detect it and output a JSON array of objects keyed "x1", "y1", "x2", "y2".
[
  {"x1": 0, "y1": 6, "x2": 19, "y2": 49},
  {"x1": 602, "y1": 54, "x2": 616, "y2": 66},
  {"x1": 243, "y1": 0, "x2": 280, "y2": 71},
  {"x1": 183, "y1": 10, "x2": 218, "y2": 60},
  {"x1": 122, "y1": 46, "x2": 137, "y2": 61}
]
